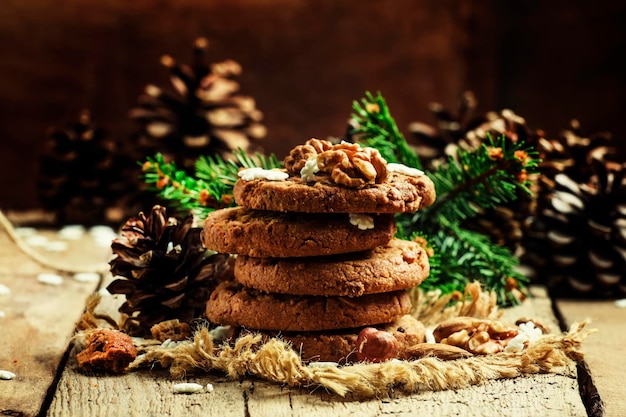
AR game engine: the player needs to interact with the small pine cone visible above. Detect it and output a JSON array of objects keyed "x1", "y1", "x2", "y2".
[
  {"x1": 37, "y1": 110, "x2": 134, "y2": 225},
  {"x1": 130, "y1": 37, "x2": 266, "y2": 170},
  {"x1": 107, "y1": 205, "x2": 233, "y2": 334},
  {"x1": 529, "y1": 152, "x2": 626, "y2": 298}
]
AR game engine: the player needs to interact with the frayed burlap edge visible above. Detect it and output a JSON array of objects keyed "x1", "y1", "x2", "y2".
[
  {"x1": 128, "y1": 321, "x2": 591, "y2": 398},
  {"x1": 76, "y1": 282, "x2": 593, "y2": 398}
]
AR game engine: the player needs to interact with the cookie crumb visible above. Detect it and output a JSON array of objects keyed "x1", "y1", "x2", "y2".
[{"x1": 76, "y1": 329, "x2": 137, "y2": 374}]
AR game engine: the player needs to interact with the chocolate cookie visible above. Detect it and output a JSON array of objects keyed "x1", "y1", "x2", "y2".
[
  {"x1": 234, "y1": 238, "x2": 429, "y2": 297},
  {"x1": 257, "y1": 315, "x2": 427, "y2": 363},
  {"x1": 201, "y1": 207, "x2": 396, "y2": 258},
  {"x1": 233, "y1": 171, "x2": 436, "y2": 214},
  {"x1": 206, "y1": 281, "x2": 412, "y2": 332}
]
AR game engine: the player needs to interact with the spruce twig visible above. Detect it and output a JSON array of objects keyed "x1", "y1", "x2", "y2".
[
  {"x1": 142, "y1": 150, "x2": 281, "y2": 219},
  {"x1": 349, "y1": 91, "x2": 422, "y2": 169},
  {"x1": 349, "y1": 92, "x2": 539, "y2": 305}
]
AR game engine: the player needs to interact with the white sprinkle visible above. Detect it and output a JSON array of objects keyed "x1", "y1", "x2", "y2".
[
  {"x1": 89, "y1": 225, "x2": 118, "y2": 247},
  {"x1": 172, "y1": 382, "x2": 204, "y2": 394},
  {"x1": 0, "y1": 311, "x2": 5, "y2": 318},
  {"x1": 37, "y1": 273, "x2": 64, "y2": 286},
  {"x1": 0, "y1": 370, "x2": 16, "y2": 380},
  {"x1": 504, "y1": 333, "x2": 527, "y2": 353},
  {"x1": 166, "y1": 241, "x2": 174, "y2": 254},
  {"x1": 15, "y1": 227, "x2": 37, "y2": 237},
  {"x1": 505, "y1": 321, "x2": 543, "y2": 353},
  {"x1": 43, "y1": 240, "x2": 69, "y2": 252},
  {"x1": 73, "y1": 272, "x2": 100, "y2": 283},
  {"x1": 24, "y1": 235, "x2": 49, "y2": 248},
  {"x1": 300, "y1": 157, "x2": 320, "y2": 182},
  {"x1": 58, "y1": 225, "x2": 86, "y2": 240},
  {"x1": 518, "y1": 321, "x2": 542, "y2": 343},
  {"x1": 615, "y1": 299, "x2": 626, "y2": 309},
  {"x1": 209, "y1": 326, "x2": 231, "y2": 343},
  {"x1": 205, "y1": 383, "x2": 214, "y2": 393},
  {"x1": 0, "y1": 284, "x2": 10, "y2": 295},
  {"x1": 237, "y1": 167, "x2": 289, "y2": 181},
  {"x1": 425, "y1": 328, "x2": 436, "y2": 344},
  {"x1": 387, "y1": 163, "x2": 424, "y2": 177},
  {"x1": 308, "y1": 361, "x2": 339, "y2": 369},
  {"x1": 348, "y1": 213, "x2": 375, "y2": 230},
  {"x1": 161, "y1": 339, "x2": 181, "y2": 349}
]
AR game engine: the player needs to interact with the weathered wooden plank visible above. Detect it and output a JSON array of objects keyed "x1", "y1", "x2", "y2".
[
  {"x1": 47, "y1": 286, "x2": 589, "y2": 417},
  {"x1": 0, "y1": 228, "x2": 109, "y2": 417},
  {"x1": 557, "y1": 299, "x2": 626, "y2": 417},
  {"x1": 49, "y1": 371, "x2": 247, "y2": 417}
]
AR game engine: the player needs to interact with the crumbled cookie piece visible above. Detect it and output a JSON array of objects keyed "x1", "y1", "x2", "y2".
[
  {"x1": 76, "y1": 329, "x2": 137, "y2": 373},
  {"x1": 150, "y1": 319, "x2": 192, "y2": 342}
]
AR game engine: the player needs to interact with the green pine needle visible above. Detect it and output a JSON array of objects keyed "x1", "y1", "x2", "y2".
[
  {"x1": 349, "y1": 91, "x2": 422, "y2": 169},
  {"x1": 142, "y1": 150, "x2": 282, "y2": 219}
]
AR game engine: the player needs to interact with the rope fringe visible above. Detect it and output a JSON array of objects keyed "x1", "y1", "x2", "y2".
[{"x1": 127, "y1": 320, "x2": 591, "y2": 398}]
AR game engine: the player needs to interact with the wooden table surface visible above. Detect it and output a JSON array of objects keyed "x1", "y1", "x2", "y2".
[{"x1": 0, "y1": 222, "x2": 624, "y2": 417}]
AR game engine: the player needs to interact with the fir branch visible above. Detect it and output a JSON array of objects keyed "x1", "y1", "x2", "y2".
[
  {"x1": 418, "y1": 227, "x2": 527, "y2": 305},
  {"x1": 349, "y1": 91, "x2": 422, "y2": 169},
  {"x1": 195, "y1": 149, "x2": 282, "y2": 187},
  {"x1": 142, "y1": 150, "x2": 282, "y2": 219},
  {"x1": 410, "y1": 136, "x2": 539, "y2": 232}
]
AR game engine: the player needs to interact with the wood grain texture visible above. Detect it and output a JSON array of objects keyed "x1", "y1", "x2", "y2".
[
  {"x1": 557, "y1": 299, "x2": 626, "y2": 417},
  {"x1": 46, "y1": 287, "x2": 589, "y2": 417},
  {"x1": 0, "y1": 228, "x2": 110, "y2": 416}
]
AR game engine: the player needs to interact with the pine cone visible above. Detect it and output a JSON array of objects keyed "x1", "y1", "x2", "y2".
[
  {"x1": 37, "y1": 110, "x2": 134, "y2": 225},
  {"x1": 107, "y1": 205, "x2": 233, "y2": 334},
  {"x1": 530, "y1": 149, "x2": 626, "y2": 298},
  {"x1": 408, "y1": 92, "x2": 534, "y2": 170},
  {"x1": 130, "y1": 37, "x2": 266, "y2": 170},
  {"x1": 520, "y1": 122, "x2": 618, "y2": 279}
]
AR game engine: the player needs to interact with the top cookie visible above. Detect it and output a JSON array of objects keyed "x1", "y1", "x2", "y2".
[
  {"x1": 234, "y1": 138, "x2": 435, "y2": 214},
  {"x1": 233, "y1": 172, "x2": 435, "y2": 214}
]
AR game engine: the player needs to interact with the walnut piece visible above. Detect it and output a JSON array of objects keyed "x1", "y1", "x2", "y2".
[
  {"x1": 433, "y1": 316, "x2": 518, "y2": 355},
  {"x1": 284, "y1": 138, "x2": 333, "y2": 175},
  {"x1": 283, "y1": 139, "x2": 388, "y2": 188},
  {"x1": 356, "y1": 327, "x2": 399, "y2": 363},
  {"x1": 317, "y1": 143, "x2": 388, "y2": 188},
  {"x1": 76, "y1": 329, "x2": 137, "y2": 373}
]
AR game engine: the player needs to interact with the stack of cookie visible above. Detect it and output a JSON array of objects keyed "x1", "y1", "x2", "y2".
[{"x1": 202, "y1": 139, "x2": 436, "y2": 362}]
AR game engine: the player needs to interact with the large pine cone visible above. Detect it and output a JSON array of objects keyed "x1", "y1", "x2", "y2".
[
  {"x1": 527, "y1": 150, "x2": 626, "y2": 298},
  {"x1": 130, "y1": 37, "x2": 266, "y2": 170},
  {"x1": 107, "y1": 205, "x2": 232, "y2": 334}
]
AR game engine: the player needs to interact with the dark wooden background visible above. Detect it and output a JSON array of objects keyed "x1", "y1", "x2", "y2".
[{"x1": 1, "y1": 0, "x2": 624, "y2": 210}]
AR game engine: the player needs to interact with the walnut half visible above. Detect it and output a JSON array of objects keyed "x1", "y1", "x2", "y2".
[{"x1": 283, "y1": 138, "x2": 388, "y2": 188}]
